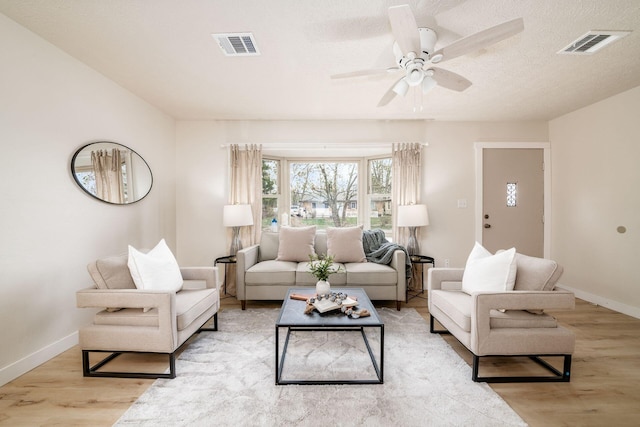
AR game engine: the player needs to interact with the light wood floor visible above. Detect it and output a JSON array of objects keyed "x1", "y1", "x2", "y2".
[{"x1": 1, "y1": 294, "x2": 639, "y2": 426}]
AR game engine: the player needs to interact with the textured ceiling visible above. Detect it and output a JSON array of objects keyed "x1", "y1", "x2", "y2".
[{"x1": 1, "y1": 0, "x2": 639, "y2": 121}]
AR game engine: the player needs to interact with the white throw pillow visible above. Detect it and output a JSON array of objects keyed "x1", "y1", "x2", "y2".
[
  {"x1": 327, "y1": 225, "x2": 366, "y2": 263},
  {"x1": 276, "y1": 226, "x2": 317, "y2": 262},
  {"x1": 461, "y1": 242, "x2": 517, "y2": 294},
  {"x1": 128, "y1": 239, "x2": 183, "y2": 293}
]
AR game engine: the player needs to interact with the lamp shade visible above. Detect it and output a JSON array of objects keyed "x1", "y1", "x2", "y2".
[
  {"x1": 397, "y1": 204, "x2": 429, "y2": 227},
  {"x1": 223, "y1": 204, "x2": 254, "y2": 227}
]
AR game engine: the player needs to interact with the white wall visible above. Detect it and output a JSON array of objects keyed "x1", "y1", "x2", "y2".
[
  {"x1": 0, "y1": 14, "x2": 176, "y2": 385},
  {"x1": 175, "y1": 119, "x2": 549, "y2": 271},
  {"x1": 423, "y1": 121, "x2": 549, "y2": 267},
  {"x1": 550, "y1": 85, "x2": 640, "y2": 317}
]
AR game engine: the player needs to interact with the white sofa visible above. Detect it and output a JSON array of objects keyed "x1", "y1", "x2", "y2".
[{"x1": 236, "y1": 230, "x2": 407, "y2": 310}]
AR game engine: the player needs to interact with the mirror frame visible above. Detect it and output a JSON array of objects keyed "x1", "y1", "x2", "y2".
[{"x1": 70, "y1": 141, "x2": 153, "y2": 205}]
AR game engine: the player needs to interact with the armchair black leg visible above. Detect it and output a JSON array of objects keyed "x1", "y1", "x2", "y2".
[
  {"x1": 429, "y1": 315, "x2": 450, "y2": 334},
  {"x1": 198, "y1": 312, "x2": 218, "y2": 332},
  {"x1": 82, "y1": 350, "x2": 176, "y2": 379},
  {"x1": 82, "y1": 312, "x2": 219, "y2": 379},
  {"x1": 472, "y1": 354, "x2": 572, "y2": 383}
]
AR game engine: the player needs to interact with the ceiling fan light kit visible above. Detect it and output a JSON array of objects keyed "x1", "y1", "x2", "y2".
[{"x1": 331, "y1": 4, "x2": 524, "y2": 108}]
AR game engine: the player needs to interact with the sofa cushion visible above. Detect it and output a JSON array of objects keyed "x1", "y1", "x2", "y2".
[
  {"x1": 431, "y1": 290, "x2": 472, "y2": 331},
  {"x1": 88, "y1": 254, "x2": 136, "y2": 290},
  {"x1": 246, "y1": 260, "x2": 297, "y2": 285},
  {"x1": 259, "y1": 232, "x2": 279, "y2": 261},
  {"x1": 296, "y1": 261, "x2": 347, "y2": 285},
  {"x1": 128, "y1": 239, "x2": 183, "y2": 293},
  {"x1": 175, "y1": 288, "x2": 218, "y2": 331},
  {"x1": 430, "y1": 290, "x2": 558, "y2": 332},
  {"x1": 327, "y1": 226, "x2": 366, "y2": 263},
  {"x1": 345, "y1": 262, "x2": 397, "y2": 285},
  {"x1": 276, "y1": 226, "x2": 317, "y2": 262},
  {"x1": 513, "y1": 253, "x2": 564, "y2": 292},
  {"x1": 462, "y1": 242, "x2": 516, "y2": 294}
]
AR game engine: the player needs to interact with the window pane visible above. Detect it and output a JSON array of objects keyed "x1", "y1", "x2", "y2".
[
  {"x1": 262, "y1": 159, "x2": 278, "y2": 195},
  {"x1": 370, "y1": 195, "x2": 392, "y2": 229},
  {"x1": 289, "y1": 161, "x2": 358, "y2": 229},
  {"x1": 262, "y1": 159, "x2": 280, "y2": 231},
  {"x1": 507, "y1": 182, "x2": 517, "y2": 207},
  {"x1": 369, "y1": 157, "x2": 392, "y2": 232},
  {"x1": 369, "y1": 158, "x2": 392, "y2": 194},
  {"x1": 262, "y1": 197, "x2": 278, "y2": 230}
]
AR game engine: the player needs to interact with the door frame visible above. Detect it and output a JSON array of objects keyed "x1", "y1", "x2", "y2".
[{"x1": 474, "y1": 142, "x2": 551, "y2": 258}]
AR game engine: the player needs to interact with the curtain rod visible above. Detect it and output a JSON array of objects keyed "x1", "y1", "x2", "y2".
[{"x1": 220, "y1": 142, "x2": 428, "y2": 150}]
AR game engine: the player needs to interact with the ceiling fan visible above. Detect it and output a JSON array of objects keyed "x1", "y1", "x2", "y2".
[{"x1": 331, "y1": 5, "x2": 524, "y2": 107}]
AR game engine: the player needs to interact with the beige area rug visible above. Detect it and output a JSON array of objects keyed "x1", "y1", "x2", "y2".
[{"x1": 115, "y1": 308, "x2": 527, "y2": 426}]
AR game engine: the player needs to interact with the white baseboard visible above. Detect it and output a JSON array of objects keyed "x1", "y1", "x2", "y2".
[
  {"x1": 0, "y1": 331, "x2": 78, "y2": 387},
  {"x1": 557, "y1": 284, "x2": 640, "y2": 320}
]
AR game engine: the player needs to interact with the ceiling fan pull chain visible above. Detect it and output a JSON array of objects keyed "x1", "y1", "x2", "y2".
[{"x1": 413, "y1": 88, "x2": 424, "y2": 113}]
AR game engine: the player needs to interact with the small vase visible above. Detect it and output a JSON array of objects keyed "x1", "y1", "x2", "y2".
[{"x1": 316, "y1": 280, "x2": 331, "y2": 295}]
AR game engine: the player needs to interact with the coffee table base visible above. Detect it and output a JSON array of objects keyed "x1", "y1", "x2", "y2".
[{"x1": 275, "y1": 325, "x2": 384, "y2": 385}]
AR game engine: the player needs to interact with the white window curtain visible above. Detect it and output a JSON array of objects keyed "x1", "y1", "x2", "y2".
[
  {"x1": 229, "y1": 144, "x2": 262, "y2": 247},
  {"x1": 392, "y1": 143, "x2": 423, "y2": 247},
  {"x1": 91, "y1": 149, "x2": 124, "y2": 204}
]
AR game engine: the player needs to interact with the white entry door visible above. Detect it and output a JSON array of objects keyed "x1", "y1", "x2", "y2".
[{"x1": 482, "y1": 148, "x2": 545, "y2": 257}]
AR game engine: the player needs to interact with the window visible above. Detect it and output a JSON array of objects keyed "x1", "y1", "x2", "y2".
[
  {"x1": 289, "y1": 161, "x2": 359, "y2": 229},
  {"x1": 261, "y1": 155, "x2": 394, "y2": 235},
  {"x1": 261, "y1": 158, "x2": 280, "y2": 228},
  {"x1": 507, "y1": 182, "x2": 517, "y2": 207}
]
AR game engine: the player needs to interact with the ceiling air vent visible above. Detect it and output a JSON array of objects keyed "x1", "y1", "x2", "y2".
[
  {"x1": 212, "y1": 32, "x2": 260, "y2": 56},
  {"x1": 558, "y1": 30, "x2": 631, "y2": 55}
]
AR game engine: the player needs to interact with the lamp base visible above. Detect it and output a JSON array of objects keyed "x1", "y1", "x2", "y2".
[
  {"x1": 406, "y1": 226, "x2": 420, "y2": 256},
  {"x1": 229, "y1": 226, "x2": 243, "y2": 256}
]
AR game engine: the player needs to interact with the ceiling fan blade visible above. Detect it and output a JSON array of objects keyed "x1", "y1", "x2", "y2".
[
  {"x1": 388, "y1": 5, "x2": 420, "y2": 56},
  {"x1": 433, "y1": 18, "x2": 524, "y2": 63},
  {"x1": 431, "y1": 68, "x2": 472, "y2": 92},
  {"x1": 378, "y1": 76, "x2": 406, "y2": 107},
  {"x1": 330, "y1": 67, "x2": 400, "y2": 79}
]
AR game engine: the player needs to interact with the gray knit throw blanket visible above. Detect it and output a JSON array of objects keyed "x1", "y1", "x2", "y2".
[{"x1": 362, "y1": 229, "x2": 412, "y2": 279}]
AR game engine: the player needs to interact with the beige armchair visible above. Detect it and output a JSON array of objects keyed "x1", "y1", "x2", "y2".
[
  {"x1": 76, "y1": 254, "x2": 219, "y2": 379},
  {"x1": 427, "y1": 253, "x2": 575, "y2": 382}
]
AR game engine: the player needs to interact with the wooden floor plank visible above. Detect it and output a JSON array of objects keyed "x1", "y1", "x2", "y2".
[{"x1": 1, "y1": 296, "x2": 639, "y2": 426}]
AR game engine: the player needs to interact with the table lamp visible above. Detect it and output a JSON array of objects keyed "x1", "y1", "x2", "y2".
[
  {"x1": 223, "y1": 204, "x2": 254, "y2": 257},
  {"x1": 397, "y1": 204, "x2": 429, "y2": 257}
]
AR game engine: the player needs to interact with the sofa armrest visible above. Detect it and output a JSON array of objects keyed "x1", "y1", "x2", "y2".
[
  {"x1": 390, "y1": 249, "x2": 407, "y2": 302},
  {"x1": 427, "y1": 268, "x2": 465, "y2": 291},
  {"x1": 180, "y1": 266, "x2": 218, "y2": 289},
  {"x1": 427, "y1": 268, "x2": 464, "y2": 312},
  {"x1": 76, "y1": 287, "x2": 177, "y2": 346},
  {"x1": 236, "y1": 244, "x2": 260, "y2": 301},
  {"x1": 471, "y1": 290, "x2": 575, "y2": 352}
]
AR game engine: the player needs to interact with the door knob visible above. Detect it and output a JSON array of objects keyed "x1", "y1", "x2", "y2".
[{"x1": 484, "y1": 223, "x2": 491, "y2": 228}]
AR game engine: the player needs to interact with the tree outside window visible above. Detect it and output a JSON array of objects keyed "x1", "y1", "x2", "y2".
[
  {"x1": 290, "y1": 161, "x2": 358, "y2": 229},
  {"x1": 261, "y1": 158, "x2": 280, "y2": 229},
  {"x1": 369, "y1": 157, "x2": 392, "y2": 232}
]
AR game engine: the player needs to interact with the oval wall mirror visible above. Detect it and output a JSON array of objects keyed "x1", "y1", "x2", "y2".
[{"x1": 71, "y1": 141, "x2": 153, "y2": 205}]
